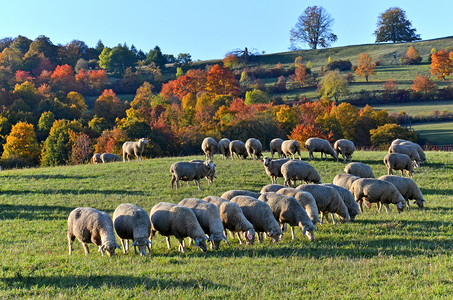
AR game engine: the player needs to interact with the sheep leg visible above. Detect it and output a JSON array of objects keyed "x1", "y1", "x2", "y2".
[
  {"x1": 406, "y1": 201, "x2": 412, "y2": 210},
  {"x1": 258, "y1": 232, "x2": 263, "y2": 243},
  {"x1": 166, "y1": 237, "x2": 171, "y2": 249},
  {"x1": 236, "y1": 232, "x2": 244, "y2": 244},
  {"x1": 120, "y1": 239, "x2": 127, "y2": 254},
  {"x1": 383, "y1": 203, "x2": 391, "y2": 213},
  {"x1": 321, "y1": 211, "x2": 327, "y2": 223},
  {"x1": 178, "y1": 239, "x2": 185, "y2": 253},
  {"x1": 331, "y1": 213, "x2": 337, "y2": 225},
  {"x1": 291, "y1": 226, "x2": 296, "y2": 240},
  {"x1": 195, "y1": 179, "x2": 202, "y2": 191},
  {"x1": 358, "y1": 199, "x2": 364, "y2": 213},
  {"x1": 377, "y1": 202, "x2": 382, "y2": 212},
  {"x1": 83, "y1": 243, "x2": 90, "y2": 255}
]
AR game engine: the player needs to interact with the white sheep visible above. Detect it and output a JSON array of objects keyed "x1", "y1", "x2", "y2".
[
  {"x1": 334, "y1": 139, "x2": 355, "y2": 162},
  {"x1": 67, "y1": 207, "x2": 121, "y2": 256},
  {"x1": 349, "y1": 178, "x2": 406, "y2": 213},
  {"x1": 378, "y1": 175, "x2": 426, "y2": 209},
  {"x1": 388, "y1": 144, "x2": 421, "y2": 168},
  {"x1": 332, "y1": 173, "x2": 361, "y2": 190},
  {"x1": 178, "y1": 198, "x2": 226, "y2": 250},
  {"x1": 230, "y1": 195, "x2": 283, "y2": 243},
  {"x1": 113, "y1": 203, "x2": 152, "y2": 256},
  {"x1": 281, "y1": 140, "x2": 302, "y2": 160},
  {"x1": 220, "y1": 189, "x2": 261, "y2": 200},
  {"x1": 296, "y1": 184, "x2": 350, "y2": 224},
  {"x1": 383, "y1": 153, "x2": 414, "y2": 177},
  {"x1": 260, "y1": 183, "x2": 286, "y2": 194},
  {"x1": 276, "y1": 187, "x2": 321, "y2": 225},
  {"x1": 245, "y1": 138, "x2": 263, "y2": 160},
  {"x1": 259, "y1": 192, "x2": 316, "y2": 241},
  {"x1": 201, "y1": 137, "x2": 217, "y2": 160},
  {"x1": 170, "y1": 161, "x2": 215, "y2": 190},
  {"x1": 149, "y1": 202, "x2": 207, "y2": 253},
  {"x1": 281, "y1": 160, "x2": 321, "y2": 187},
  {"x1": 218, "y1": 138, "x2": 231, "y2": 159},
  {"x1": 122, "y1": 138, "x2": 149, "y2": 162},
  {"x1": 344, "y1": 162, "x2": 375, "y2": 178},
  {"x1": 305, "y1": 137, "x2": 337, "y2": 161},
  {"x1": 189, "y1": 159, "x2": 216, "y2": 185},
  {"x1": 270, "y1": 138, "x2": 284, "y2": 158},
  {"x1": 322, "y1": 183, "x2": 360, "y2": 221},
  {"x1": 229, "y1": 140, "x2": 248, "y2": 159},
  {"x1": 92, "y1": 153, "x2": 102, "y2": 164},
  {"x1": 262, "y1": 156, "x2": 290, "y2": 184},
  {"x1": 100, "y1": 153, "x2": 123, "y2": 163},
  {"x1": 203, "y1": 196, "x2": 255, "y2": 245},
  {"x1": 392, "y1": 139, "x2": 426, "y2": 164}
]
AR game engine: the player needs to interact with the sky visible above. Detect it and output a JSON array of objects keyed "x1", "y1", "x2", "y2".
[{"x1": 0, "y1": 0, "x2": 451, "y2": 61}]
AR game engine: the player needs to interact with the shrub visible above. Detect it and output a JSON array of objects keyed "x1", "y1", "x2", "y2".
[
  {"x1": 324, "y1": 59, "x2": 352, "y2": 72},
  {"x1": 370, "y1": 123, "x2": 417, "y2": 146}
]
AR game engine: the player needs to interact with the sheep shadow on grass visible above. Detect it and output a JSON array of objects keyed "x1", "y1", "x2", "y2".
[{"x1": 0, "y1": 204, "x2": 73, "y2": 220}]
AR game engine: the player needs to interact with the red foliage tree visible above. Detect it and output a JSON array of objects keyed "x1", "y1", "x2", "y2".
[
  {"x1": 51, "y1": 64, "x2": 75, "y2": 93},
  {"x1": 206, "y1": 64, "x2": 239, "y2": 97}
]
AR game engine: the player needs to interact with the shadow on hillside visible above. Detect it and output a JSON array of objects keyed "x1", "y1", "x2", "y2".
[
  {"x1": 1, "y1": 274, "x2": 228, "y2": 291},
  {"x1": 421, "y1": 188, "x2": 453, "y2": 196},
  {"x1": 1, "y1": 189, "x2": 149, "y2": 196},
  {"x1": 0, "y1": 174, "x2": 98, "y2": 180},
  {"x1": 0, "y1": 204, "x2": 73, "y2": 220}
]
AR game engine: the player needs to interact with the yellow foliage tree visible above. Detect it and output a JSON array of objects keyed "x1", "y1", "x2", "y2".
[
  {"x1": 318, "y1": 70, "x2": 348, "y2": 104},
  {"x1": 355, "y1": 53, "x2": 375, "y2": 82},
  {"x1": 1, "y1": 121, "x2": 40, "y2": 164}
]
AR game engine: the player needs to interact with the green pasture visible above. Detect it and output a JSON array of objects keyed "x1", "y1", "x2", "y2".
[
  {"x1": 372, "y1": 100, "x2": 453, "y2": 116},
  {"x1": 1, "y1": 150, "x2": 452, "y2": 298},
  {"x1": 411, "y1": 122, "x2": 453, "y2": 145}
]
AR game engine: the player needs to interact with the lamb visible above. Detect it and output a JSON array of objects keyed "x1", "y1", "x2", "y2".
[
  {"x1": 245, "y1": 138, "x2": 263, "y2": 160},
  {"x1": 270, "y1": 138, "x2": 284, "y2": 158},
  {"x1": 305, "y1": 137, "x2": 337, "y2": 161},
  {"x1": 113, "y1": 203, "x2": 152, "y2": 256},
  {"x1": 333, "y1": 139, "x2": 355, "y2": 162},
  {"x1": 383, "y1": 153, "x2": 414, "y2": 177},
  {"x1": 262, "y1": 156, "x2": 290, "y2": 184},
  {"x1": 344, "y1": 162, "x2": 375, "y2": 178},
  {"x1": 229, "y1": 140, "x2": 248, "y2": 159},
  {"x1": 122, "y1": 138, "x2": 149, "y2": 162},
  {"x1": 203, "y1": 196, "x2": 255, "y2": 245},
  {"x1": 281, "y1": 140, "x2": 302, "y2": 160},
  {"x1": 218, "y1": 138, "x2": 231, "y2": 159},
  {"x1": 67, "y1": 207, "x2": 121, "y2": 256},
  {"x1": 170, "y1": 160, "x2": 215, "y2": 190},
  {"x1": 100, "y1": 153, "x2": 123, "y2": 163},
  {"x1": 258, "y1": 192, "x2": 316, "y2": 241},
  {"x1": 201, "y1": 137, "x2": 217, "y2": 160},
  {"x1": 378, "y1": 175, "x2": 426, "y2": 209},
  {"x1": 322, "y1": 183, "x2": 360, "y2": 221},
  {"x1": 332, "y1": 173, "x2": 361, "y2": 190},
  {"x1": 281, "y1": 160, "x2": 321, "y2": 187},
  {"x1": 149, "y1": 202, "x2": 207, "y2": 253},
  {"x1": 349, "y1": 178, "x2": 406, "y2": 213},
  {"x1": 260, "y1": 183, "x2": 286, "y2": 194},
  {"x1": 296, "y1": 184, "x2": 350, "y2": 224},
  {"x1": 392, "y1": 139, "x2": 426, "y2": 163},
  {"x1": 220, "y1": 189, "x2": 261, "y2": 200},
  {"x1": 189, "y1": 159, "x2": 216, "y2": 185},
  {"x1": 388, "y1": 144, "x2": 421, "y2": 168},
  {"x1": 92, "y1": 153, "x2": 102, "y2": 164},
  {"x1": 276, "y1": 187, "x2": 321, "y2": 224},
  {"x1": 178, "y1": 198, "x2": 226, "y2": 250},
  {"x1": 230, "y1": 195, "x2": 283, "y2": 243}
]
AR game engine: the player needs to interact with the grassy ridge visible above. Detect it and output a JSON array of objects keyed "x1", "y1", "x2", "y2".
[{"x1": 1, "y1": 151, "x2": 453, "y2": 298}]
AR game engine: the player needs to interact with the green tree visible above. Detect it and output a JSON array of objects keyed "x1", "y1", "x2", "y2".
[
  {"x1": 374, "y1": 7, "x2": 421, "y2": 43},
  {"x1": 370, "y1": 123, "x2": 417, "y2": 146},
  {"x1": 38, "y1": 111, "x2": 55, "y2": 133},
  {"x1": 99, "y1": 45, "x2": 137, "y2": 75},
  {"x1": 1, "y1": 121, "x2": 40, "y2": 165},
  {"x1": 244, "y1": 89, "x2": 271, "y2": 105},
  {"x1": 10, "y1": 35, "x2": 32, "y2": 55},
  {"x1": 27, "y1": 35, "x2": 58, "y2": 64},
  {"x1": 318, "y1": 70, "x2": 348, "y2": 104},
  {"x1": 147, "y1": 46, "x2": 166, "y2": 68}
]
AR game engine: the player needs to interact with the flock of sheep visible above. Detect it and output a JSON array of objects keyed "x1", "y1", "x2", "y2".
[
  {"x1": 92, "y1": 138, "x2": 149, "y2": 164},
  {"x1": 68, "y1": 136, "x2": 427, "y2": 257}
]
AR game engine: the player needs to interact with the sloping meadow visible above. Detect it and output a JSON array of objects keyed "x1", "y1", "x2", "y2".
[{"x1": 0, "y1": 151, "x2": 452, "y2": 298}]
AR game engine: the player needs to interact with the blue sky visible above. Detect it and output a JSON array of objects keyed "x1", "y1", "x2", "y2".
[{"x1": 1, "y1": 0, "x2": 451, "y2": 61}]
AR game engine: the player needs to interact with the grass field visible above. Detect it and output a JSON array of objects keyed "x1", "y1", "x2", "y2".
[
  {"x1": 411, "y1": 122, "x2": 453, "y2": 145},
  {"x1": 1, "y1": 150, "x2": 452, "y2": 298},
  {"x1": 372, "y1": 100, "x2": 453, "y2": 116}
]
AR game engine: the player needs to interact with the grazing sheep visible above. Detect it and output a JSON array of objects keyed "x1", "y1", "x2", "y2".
[
  {"x1": 202, "y1": 137, "x2": 217, "y2": 160},
  {"x1": 281, "y1": 160, "x2": 321, "y2": 187},
  {"x1": 296, "y1": 184, "x2": 350, "y2": 224},
  {"x1": 270, "y1": 138, "x2": 284, "y2": 159},
  {"x1": 334, "y1": 139, "x2": 355, "y2": 162},
  {"x1": 149, "y1": 202, "x2": 207, "y2": 253},
  {"x1": 262, "y1": 156, "x2": 290, "y2": 184},
  {"x1": 229, "y1": 140, "x2": 248, "y2": 160},
  {"x1": 384, "y1": 153, "x2": 414, "y2": 177},
  {"x1": 344, "y1": 162, "x2": 375, "y2": 178},
  {"x1": 322, "y1": 184, "x2": 360, "y2": 221},
  {"x1": 100, "y1": 153, "x2": 123, "y2": 163},
  {"x1": 178, "y1": 198, "x2": 226, "y2": 250},
  {"x1": 305, "y1": 137, "x2": 337, "y2": 161},
  {"x1": 378, "y1": 175, "x2": 426, "y2": 209},
  {"x1": 259, "y1": 192, "x2": 316, "y2": 241},
  {"x1": 276, "y1": 187, "x2": 321, "y2": 225},
  {"x1": 203, "y1": 196, "x2": 255, "y2": 245},
  {"x1": 113, "y1": 203, "x2": 151, "y2": 256},
  {"x1": 122, "y1": 138, "x2": 149, "y2": 162},
  {"x1": 281, "y1": 140, "x2": 302, "y2": 160},
  {"x1": 350, "y1": 178, "x2": 406, "y2": 213},
  {"x1": 332, "y1": 173, "x2": 361, "y2": 190},
  {"x1": 388, "y1": 144, "x2": 421, "y2": 168},
  {"x1": 230, "y1": 195, "x2": 283, "y2": 243},
  {"x1": 392, "y1": 139, "x2": 426, "y2": 163},
  {"x1": 170, "y1": 161, "x2": 215, "y2": 190},
  {"x1": 245, "y1": 138, "x2": 263, "y2": 160},
  {"x1": 218, "y1": 138, "x2": 231, "y2": 159},
  {"x1": 67, "y1": 207, "x2": 120, "y2": 256},
  {"x1": 220, "y1": 190, "x2": 261, "y2": 200},
  {"x1": 260, "y1": 183, "x2": 286, "y2": 194},
  {"x1": 189, "y1": 159, "x2": 216, "y2": 185},
  {"x1": 92, "y1": 153, "x2": 102, "y2": 164}
]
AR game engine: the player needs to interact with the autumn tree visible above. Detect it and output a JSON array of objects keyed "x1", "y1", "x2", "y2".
[
  {"x1": 411, "y1": 75, "x2": 437, "y2": 99},
  {"x1": 206, "y1": 64, "x2": 239, "y2": 97},
  {"x1": 374, "y1": 7, "x2": 420, "y2": 43},
  {"x1": 222, "y1": 53, "x2": 240, "y2": 68},
  {"x1": 370, "y1": 123, "x2": 417, "y2": 146},
  {"x1": 430, "y1": 49, "x2": 453, "y2": 80},
  {"x1": 1, "y1": 121, "x2": 40, "y2": 165},
  {"x1": 244, "y1": 89, "x2": 271, "y2": 105},
  {"x1": 355, "y1": 53, "x2": 375, "y2": 82},
  {"x1": 290, "y1": 6, "x2": 337, "y2": 50},
  {"x1": 69, "y1": 132, "x2": 93, "y2": 165},
  {"x1": 93, "y1": 89, "x2": 126, "y2": 126},
  {"x1": 318, "y1": 70, "x2": 348, "y2": 104},
  {"x1": 276, "y1": 105, "x2": 298, "y2": 133},
  {"x1": 51, "y1": 64, "x2": 75, "y2": 93},
  {"x1": 401, "y1": 46, "x2": 422, "y2": 65}
]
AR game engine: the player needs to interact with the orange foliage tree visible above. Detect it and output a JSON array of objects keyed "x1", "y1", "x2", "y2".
[
  {"x1": 51, "y1": 64, "x2": 75, "y2": 93},
  {"x1": 401, "y1": 46, "x2": 422, "y2": 65},
  {"x1": 93, "y1": 89, "x2": 126, "y2": 126},
  {"x1": 205, "y1": 64, "x2": 239, "y2": 97},
  {"x1": 411, "y1": 75, "x2": 437, "y2": 98},
  {"x1": 355, "y1": 53, "x2": 375, "y2": 82},
  {"x1": 430, "y1": 49, "x2": 453, "y2": 80},
  {"x1": 160, "y1": 69, "x2": 207, "y2": 99},
  {"x1": 1, "y1": 121, "x2": 40, "y2": 165}
]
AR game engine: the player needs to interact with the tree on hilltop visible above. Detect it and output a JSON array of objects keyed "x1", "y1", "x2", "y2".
[{"x1": 374, "y1": 7, "x2": 421, "y2": 43}]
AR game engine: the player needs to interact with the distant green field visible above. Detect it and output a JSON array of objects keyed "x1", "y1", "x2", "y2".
[
  {"x1": 372, "y1": 100, "x2": 453, "y2": 116},
  {"x1": 411, "y1": 122, "x2": 453, "y2": 145}
]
